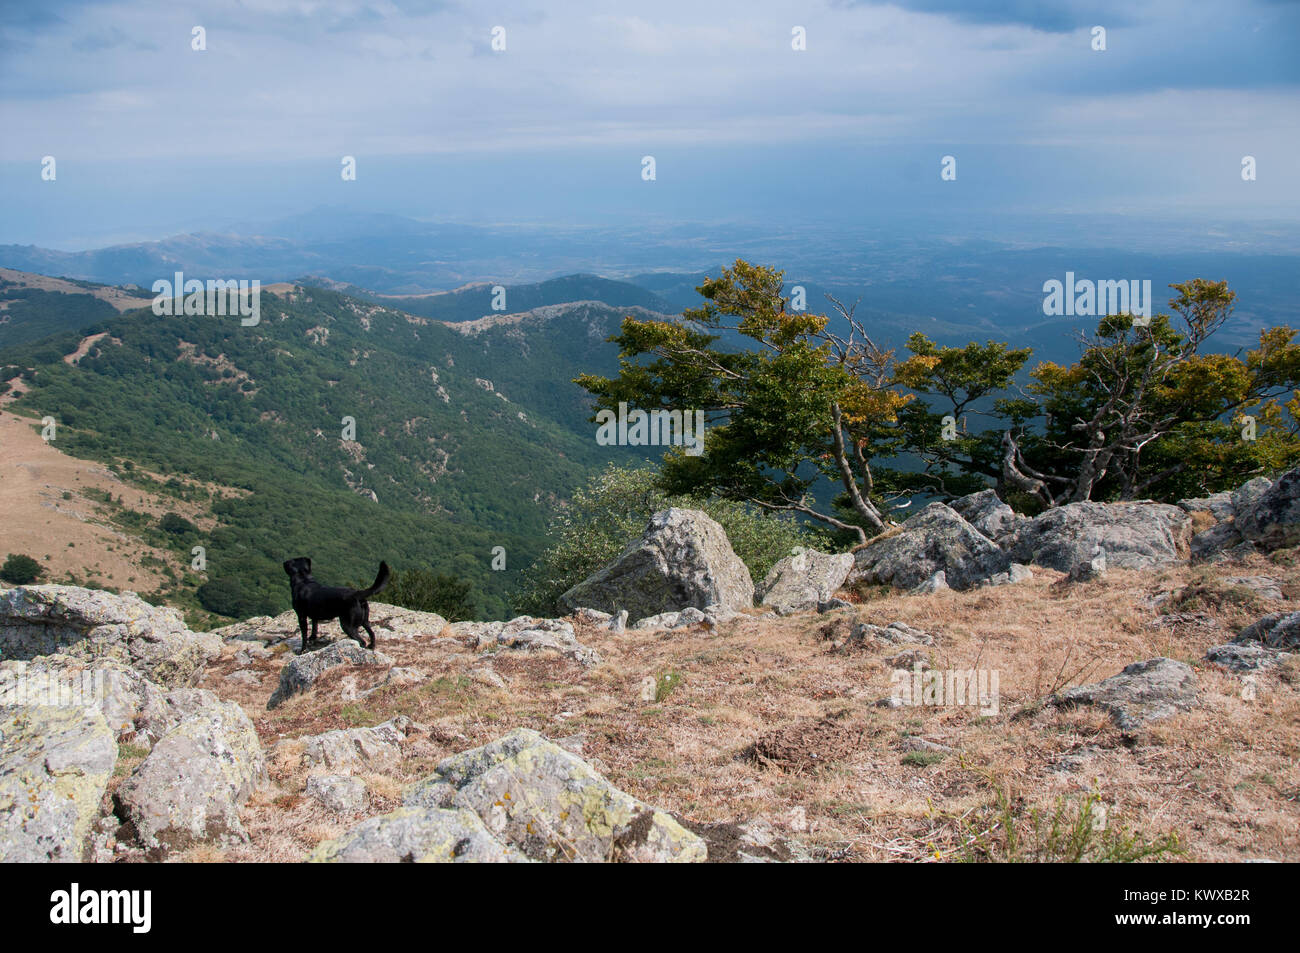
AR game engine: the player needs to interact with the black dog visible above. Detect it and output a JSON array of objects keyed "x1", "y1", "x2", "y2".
[{"x1": 283, "y1": 557, "x2": 390, "y2": 655}]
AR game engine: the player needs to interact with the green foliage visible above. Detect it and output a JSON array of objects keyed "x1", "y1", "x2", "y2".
[
  {"x1": 386, "y1": 568, "x2": 476, "y2": 621},
  {"x1": 196, "y1": 575, "x2": 280, "y2": 619},
  {"x1": 655, "y1": 671, "x2": 683, "y2": 702},
  {"x1": 158, "y1": 512, "x2": 197, "y2": 536},
  {"x1": 515, "y1": 463, "x2": 832, "y2": 616},
  {"x1": 0, "y1": 553, "x2": 44, "y2": 585}
]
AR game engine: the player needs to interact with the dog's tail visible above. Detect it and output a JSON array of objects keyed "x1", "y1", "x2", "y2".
[{"x1": 359, "y1": 561, "x2": 390, "y2": 598}]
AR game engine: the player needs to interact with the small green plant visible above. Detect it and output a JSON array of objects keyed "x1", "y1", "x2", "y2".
[
  {"x1": 902, "y1": 751, "x2": 946, "y2": 767},
  {"x1": 655, "y1": 671, "x2": 683, "y2": 702}
]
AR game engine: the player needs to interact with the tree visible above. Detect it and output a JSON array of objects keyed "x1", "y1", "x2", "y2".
[
  {"x1": 576, "y1": 260, "x2": 911, "y2": 543},
  {"x1": 387, "y1": 569, "x2": 476, "y2": 622},
  {"x1": 1, "y1": 553, "x2": 44, "y2": 585}
]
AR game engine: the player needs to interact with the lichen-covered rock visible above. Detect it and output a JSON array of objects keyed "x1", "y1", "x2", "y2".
[
  {"x1": 1191, "y1": 520, "x2": 1245, "y2": 562},
  {"x1": 305, "y1": 773, "x2": 368, "y2": 813},
  {"x1": 950, "y1": 489, "x2": 1020, "y2": 540},
  {"x1": 1177, "y1": 492, "x2": 1235, "y2": 521},
  {"x1": 309, "y1": 807, "x2": 528, "y2": 863},
  {"x1": 1231, "y1": 477, "x2": 1275, "y2": 520},
  {"x1": 114, "y1": 700, "x2": 265, "y2": 857},
  {"x1": 0, "y1": 704, "x2": 116, "y2": 862},
  {"x1": 210, "y1": 603, "x2": 447, "y2": 648},
  {"x1": 1203, "y1": 642, "x2": 1292, "y2": 672},
  {"x1": 1236, "y1": 469, "x2": 1300, "y2": 549},
  {"x1": 404, "y1": 728, "x2": 707, "y2": 862},
  {"x1": 0, "y1": 585, "x2": 220, "y2": 687},
  {"x1": 267, "y1": 641, "x2": 392, "y2": 709},
  {"x1": 1005, "y1": 502, "x2": 1191, "y2": 572},
  {"x1": 849, "y1": 503, "x2": 1010, "y2": 591},
  {"x1": 1045, "y1": 658, "x2": 1198, "y2": 731},
  {"x1": 756, "y1": 550, "x2": 855, "y2": 612},
  {"x1": 287, "y1": 716, "x2": 415, "y2": 772},
  {"x1": 558, "y1": 508, "x2": 754, "y2": 623},
  {"x1": 452, "y1": 616, "x2": 600, "y2": 666}
]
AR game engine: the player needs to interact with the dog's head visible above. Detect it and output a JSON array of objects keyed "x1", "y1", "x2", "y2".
[{"x1": 283, "y1": 557, "x2": 313, "y2": 581}]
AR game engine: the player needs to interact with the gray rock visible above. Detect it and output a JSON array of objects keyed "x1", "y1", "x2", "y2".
[
  {"x1": 211, "y1": 603, "x2": 447, "y2": 647},
  {"x1": 1236, "y1": 469, "x2": 1300, "y2": 549},
  {"x1": 950, "y1": 489, "x2": 1019, "y2": 540},
  {"x1": 305, "y1": 773, "x2": 368, "y2": 813},
  {"x1": 849, "y1": 503, "x2": 1010, "y2": 591},
  {"x1": 0, "y1": 704, "x2": 116, "y2": 862},
  {"x1": 1235, "y1": 612, "x2": 1300, "y2": 650},
  {"x1": 309, "y1": 806, "x2": 529, "y2": 863},
  {"x1": 1231, "y1": 477, "x2": 1275, "y2": 519},
  {"x1": 631, "y1": 606, "x2": 712, "y2": 630},
  {"x1": 1006, "y1": 502, "x2": 1191, "y2": 572},
  {"x1": 1203, "y1": 643, "x2": 1292, "y2": 672},
  {"x1": 456, "y1": 616, "x2": 600, "y2": 666},
  {"x1": 267, "y1": 641, "x2": 392, "y2": 709},
  {"x1": 1177, "y1": 491, "x2": 1235, "y2": 521},
  {"x1": 0, "y1": 585, "x2": 220, "y2": 687},
  {"x1": 404, "y1": 727, "x2": 707, "y2": 862},
  {"x1": 114, "y1": 699, "x2": 265, "y2": 857},
  {"x1": 851, "y1": 620, "x2": 937, "y2": 647},
  {"x1": 1223, "y1": 576, "x2": 1284, "y2": 601},
  {"x1": 910, "y1": 570, "x2": 950, "y2": 594},
  {"x1": 558, "y1": 507, "x2": 755, "y2": 623},
  {"x1": 1067, "y1": 549, "x2": 1108, "y2": 582},
  {"x1": 1191, "y1": 520, "x2": 1244, "y2": 562},
  {"x1": 609, "y1": 609, "x2": 628, "y2": 633},
  {"x1": 757, "y1": 550, "x2": 854, "y2": 612},
  {"x1": 1046, "y1": 658, "x2": 1198, "y2": 731},
  {"x1": 289, "y1": 716, "x2": 415, "y2": 772}
]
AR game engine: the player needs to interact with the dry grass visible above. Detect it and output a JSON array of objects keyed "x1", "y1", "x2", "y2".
[{"x1": 194, "y1": 553, "x2": 1300, "y2": 863}]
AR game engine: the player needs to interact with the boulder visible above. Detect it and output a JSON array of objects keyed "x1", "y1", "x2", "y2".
[
  {"x1": 950, "y1": 489, "x2": 1019, "y2": 540},
  {"x1": 1005, "y1": 502, "x2": 1191, "y2": 572},
  {"x1": 114, "y1": 700, "x2": 266, "y2": 857},
  {"x1": 1045, "y1": 658, "x2": 1198, "y2": 731},
  {"x1": 403, "y1": 727, "x2": 707, "y2": 862},
  {"x1": 1231, "y1": 477, "x2": 1275, "y2": 519},
  {"x1": 0, "y1": 704, "x2": 116, "y2": 862},
  {"x1": 1236, "y1": 469, "x2": 1300, "y2": 549},
  {"x1": 848, "y1": 503, "x2": 1010, "y2": 591},
  {"x1": 451, "y1": 616, "x2": 600, "y2": 667},
  {"x1": 305, "y1": 774, "x2": 368, "y2": 813},
  {"x1": 1203, "y1": 643, "x2": 1292, "y2": 672},
  {"x1": 1191, "y1": 521, "x2": 1245, "y2": 562},
  {"x1": 210, "y1": 603, "x2": 447, "y2": 648},
  {"x1": 558, "y1": 508, "x2": 754, "y2": 623},
  {"x1": 309, "y1": 807, "x2": 528, "y2": 863},
  {"x1": 267, "y1": 641, "x2": 392, "y2": 709},
  {"x1": 0, "y1": 585, "x2": 220, "y2": 687},
  {"x1": 756, "y1": 550, "x2": 855, "y2": 612},
  {"x1": 1177, "y1": 491, "x2": 1236, "y2": 521},
  {"x1": 288, "y1": 717, "x2": 415, "y2": 772},
  {"x1": 1235, "y1": 612, "x2": 1300, "y2": 650},
  {"x1": 1223, "y1": 576, "x2": 1284, "y2": 602}
]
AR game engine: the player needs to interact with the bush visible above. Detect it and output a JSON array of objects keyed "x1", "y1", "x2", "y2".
[
  {"x1": 515, "y1": 464, "x2": 833, "y2": 616},
  {"x1": 159, "y1": 512, "x2": 197, "y2": 536},
  {"x1": 196, "y1": 577, "x2": 280, "y2": 619},
  {"x1": 386, "y1": 569, "x2": 476, "y2": 622},
  {"x1": 0, "y1": 553, "x2": 44, "y2": 585}
]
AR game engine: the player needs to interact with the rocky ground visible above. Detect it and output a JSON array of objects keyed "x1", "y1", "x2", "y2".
[{"x1": 3, "y1": 475, "x2": 1299, "y2": 863}]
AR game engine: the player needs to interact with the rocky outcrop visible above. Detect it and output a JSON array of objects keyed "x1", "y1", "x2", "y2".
[
  {"x1": 114, "y1": 700, "x2": 266, "y2": 857},
  {"x1": 213, "y1": 604, "x2": 448, "y2": 649},
  {"x1": 0, "y1": 585, "x2": 220, "y2": 687},
  {"x1": 849, "y1": 503, "x2": 1010, "y2": 591},
  {"x1": 1234, "y1": 611, "x2": 1300, "y2": 650},
  {"x1": 305, "y1": 774, "x2": 368, "y2": 813},
  {"x1": 1178, "y1": 491, "x2": 1235, "y2": 521},
  {"x1": 1236, "y1": 469, "x2": 1300, "y2": 549},
  {"x1": 401, "y1": 727, "x2": 707, "y2": 862},
  {"x1": 1005, "y1": 502, "x2": 1191, "y2": 572},
  {"x1": 756, "y1": 550, "x2": 854, "y2": 612},
  {"x1": 0, "y1": 704, "x2": 116, "y2": 862},
  {"x1": 267, "y1": 641, "x2": 393, "y2": 709},
  {"x1": 950, "y1": 489, "x2": 1019, "y2": 541},
  {"x1": 450, "y1": 616, "x2": 600, "y2": 667},
  {"x1": 287, "y1": 716, "x2": 416, "y2": 772},
  {"x1": 1044, "y1": 658, "x2": 1198, "y2": 731},
  {"x1": 310, "y1": 807, "x2": 528, "y2": 863},
  {"x1": 558, "y1": 508, "x2": 754, "y2": 623}
]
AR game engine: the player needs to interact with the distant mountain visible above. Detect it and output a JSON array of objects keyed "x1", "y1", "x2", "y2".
[{"x1": 1, "y1": 283, "x2": 667, "y2": 620}]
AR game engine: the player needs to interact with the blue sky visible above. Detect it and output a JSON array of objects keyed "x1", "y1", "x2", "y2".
[{"x1": 1, "y1": 0, "x2": 1297, "y2": 247}]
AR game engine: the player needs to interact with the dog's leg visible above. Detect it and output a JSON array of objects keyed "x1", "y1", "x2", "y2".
[
  {"x1": 340, "y1": 619, "x2": 364, "y2": 649},
  {"x1": 311, "y1": 619, "x2": 319, "y2": 646},
  {"x1": 296, "y1": 613, "x2": 309, "y2": 655}
]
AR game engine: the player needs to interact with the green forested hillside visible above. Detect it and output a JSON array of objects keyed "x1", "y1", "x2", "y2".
[{"x1": 2, "y1": 286, "x2": 647, "y2": 620}]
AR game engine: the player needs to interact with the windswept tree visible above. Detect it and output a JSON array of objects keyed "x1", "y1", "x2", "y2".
[
  {"x1": 575, "y1": 260, "x2": 911, "y2": 543},
  {"x1": 1007, "y1": 280, "x2": 1300, "y2": 504}
]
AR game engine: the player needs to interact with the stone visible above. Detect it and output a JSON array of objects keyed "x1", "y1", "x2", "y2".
[
  {"x1": 0, "y1": 704, "x2": 116, "y2": 862},
  {"x1": 1231, "y1": 477, "x2": 1274, "y2": 519},
  {"x1": 290, "y1": 717, "x2": 415, "y2": 772},
  {"x1": 0, "y1": 585, "x2": 220, "y2": 687},
  {"x1": 114, "y1": 699, "x2": 265, "y2": 857},
  {"x1": 1006, "y1": 502, "x2": 1191, "y2": 572},
  {"x1": 1177, "y1": 492, "x2": 1235, "y2": 521},
  {"x1": 849, "y1": 503, "x2": 1010, "y2": 591},
  {"x1": 454, "y1": 616, "x2": 600, "y2": 667},
  {"x1": 403, "y1": 727, "x2": 707, "y2": 862},
  {"x1": 1045, "y1": 658, "x2": 1198, "y2": 731},
  {"x1": 1236, "y1": 469, "x2": 1300, "y2": 549},
  {"x1": 1223, "y1": 576, "x2": 1284, "y2": 601},
  {"x1": 309, "y1": 807, "x2": 528, "y2": 863},
  {"x1": 267, "y1": 641, "x2": 392, "y2": 709},
  {"x1": 558, "y1": 508, "x2": 755, "y2": 622},
  {"x1": 1235, "y1": 612, "x2": 1300, "y2": 650},
  {"x1": 305, "y1": 773, "x2": 368, "y2": 813},
  {"x1": 1203, "y1": 643, "x2": 1292, "y2": 672},
  {"x1": 756, "y1": 550, "x2": 855, "y2": 612},
  {"x1": 1191, "y1": 521, "x2": 1245, "y2": 562},
  {"x1": 949, "y1": 489, "x2": 1019, "y2": 540}
]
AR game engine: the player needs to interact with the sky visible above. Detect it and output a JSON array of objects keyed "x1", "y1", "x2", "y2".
[{"x1": 1, "y1": 0, "x2": 1298, "y2": 247}]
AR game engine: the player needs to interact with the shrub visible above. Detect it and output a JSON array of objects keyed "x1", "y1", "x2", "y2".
[
  {"x1": 159, "y1": 511, "x2": 197, "y2": 536},
  {"x1": 0, "y1": 553, "x2": 44, "y2": 585},
  {"x1": 386, "y1": 568, "x2": 476, "y2": 621}
]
